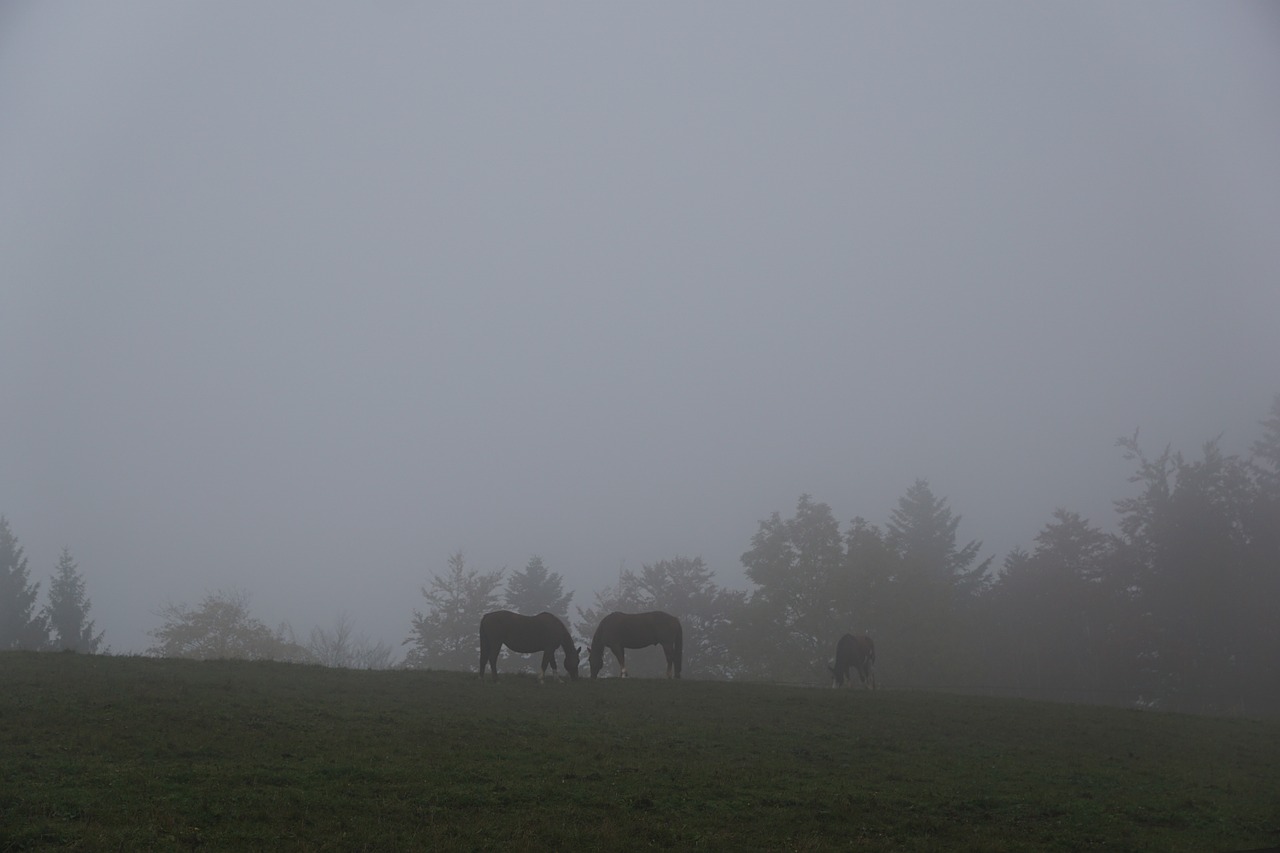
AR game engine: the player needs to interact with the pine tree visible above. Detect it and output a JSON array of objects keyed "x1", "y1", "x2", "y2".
[
  {"x1": 885, "y1": 479, "x2": 990, "y2": 594},
  {"x1": 503, "y1": 556, "x2": 573, "y2": 622},
  {"x1": 43, "y1": 548, "x2": 105, "y2": 653},
  {"x1": 0, "y1": 516, "x2": 50, "y2": 650},
  {"x1": 882, "y1": 481, "x2": 991, "y2": 685},
  {"x1": 404, "y1": 552, "x2": 504, "y2": 670}
]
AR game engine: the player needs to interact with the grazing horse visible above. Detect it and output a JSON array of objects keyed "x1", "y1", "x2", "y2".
[
  {"x1": 587, "y1": 611, "x2": 682, "y2": 679},
  {"x1": 829, "y1": 633, "x2": 876, "y2": 689},
  {"x1": 478, "y1": 611, "x2": 580, "y2": 683}
]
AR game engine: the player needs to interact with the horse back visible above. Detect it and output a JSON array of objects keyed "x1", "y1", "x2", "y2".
[
  {"x1": 481, "y1": 610, "x2": 568, "y2": 654},
  {"x1": 836, "y1": 633, "x2": 874, "y2": 667},
  {"x1": 598, "y1": 610, "x2": 680, "y2": 648}
]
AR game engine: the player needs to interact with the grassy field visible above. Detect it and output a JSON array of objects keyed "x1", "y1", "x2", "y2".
[{"x1": 2, "y1": 652, "x2": 1278, "y2": 851}]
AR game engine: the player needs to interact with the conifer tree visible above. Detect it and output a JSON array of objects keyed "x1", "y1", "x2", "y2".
[
  {"x1": 0, "y1": 517, "x2": 50, "y2": 650},
  {"x1": 43, "y1": 548, "x2": 105, "y2": 653},
  {"x1": 404, "y1": 552, "x2": 504, "y2": 670},
  {"x1": 503, "y1": 555, "x2": 572, "y2": 622}
]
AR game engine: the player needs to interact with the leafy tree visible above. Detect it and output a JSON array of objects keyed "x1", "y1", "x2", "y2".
[
  {"x1": 308, "y1": 612, "x2": 395, "y2": 669},
  {"x1": 403, "y1": 552, "x2": 504, "y2": 671},
  {"x1": 1116, "y1": 432, "x2": 1265, "y2": 711},
  {"x1": 574, "y1": 566, "x2": 645, "y2": 655},
  {"x1": 503, "y1": 556, "x2": 573, "y2": 622},
  {"x1": 1250, "y1": 394, "x2": 1280, "y2": 500},
  {"x1": 1246, "y1": 395, "x2": 1280, "y2": 707},
  {"x1": 987, "y1": 511, "x2": 1119, "y2": 697},
  {"x1": 42, "y1": 548, "x2": 105, "y2": 653},
  {"x1": 578, "y1": 557, "x2": 743, "y2": 679},
  {"x1": 0, "y1": 516, "x2": 49, "y2": 650},
  {"x1": 147, "y1": 589, "x2": 308, "y2": 662},
  {"x1": 842, "y1": 516, "x2": 899, "y2": 639},
  {"x1": 739, "y1": 496, "x2": 858, "y2": 681}
]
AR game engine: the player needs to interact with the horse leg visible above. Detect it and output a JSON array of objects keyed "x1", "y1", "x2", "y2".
[
  {"x1": 663, "y1": 643, "x2": 674, "y2": 679},
  {"x1": 539, "y1": 651, "x2": 557, "y2": 685},
  {"x1": 480, "y1": 635, "x2": 492, "y2": 681},
  {"x1": 614, "y1": 646, "x2": 627, "y2": 678}
]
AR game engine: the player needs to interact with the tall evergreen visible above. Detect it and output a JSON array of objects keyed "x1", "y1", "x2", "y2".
[
  {"x1": 404, "y1": 552, "x2": 504, "y2": 670},
  {"x1": 43, "y1": 548, "x2": 105, "y2": 653},
  {"x1": 881, "y1": 481, "x2": 991, "y2": 685},
  {"x1": 885, "y1": 479, "x2": 991, "y2": 595},
  {"x1": 0, "y1": 517, "x2": 50, "y2": 650},
  {"x1": 503, "y1": 556, "x2": 573, "y2": 623}
]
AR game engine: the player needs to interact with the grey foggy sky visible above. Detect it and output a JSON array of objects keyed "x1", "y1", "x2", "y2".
[{"x1": 3, "y1": 3, "x2": 1278, "y2": 655}]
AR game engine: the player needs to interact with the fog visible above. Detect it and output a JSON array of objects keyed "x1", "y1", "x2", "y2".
[{"x1": 3, "y1": 3, "x2": 1278, "y2": 656}]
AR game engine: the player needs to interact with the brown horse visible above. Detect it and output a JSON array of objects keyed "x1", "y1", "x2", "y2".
[
  {"x1": 829, "y1": 633, "x2": 876, "y2": 689},
  {"x1": 479, "y1": 611, "x2": 580, "y2": 683},
  {"x1": 587, "y1": 611, "x2": 682, "y2": 679}
]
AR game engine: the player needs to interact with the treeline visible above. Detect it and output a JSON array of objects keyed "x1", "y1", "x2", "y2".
[
  {"x1": 401, "y1": 394, "x2": 1280, "y2": 714},
  {"x1": 4, "y1": 395, "x2": 1277, "y2": 713},
  {"x1": 0, "y1": 523, "x2": 104, "y2": 654}
]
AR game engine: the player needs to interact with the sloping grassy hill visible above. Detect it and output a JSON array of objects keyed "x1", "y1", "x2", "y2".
[{"x1": 2, "y1": 652, "x2": 1277, "y2": 851}]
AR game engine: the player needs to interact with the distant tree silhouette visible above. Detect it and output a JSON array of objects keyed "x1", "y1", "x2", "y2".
[
  {"x1": 0, "y1": 517, "x2": 49, "y2": 650},
  {"x1": 986, "y1": 511, "x2": 1119, "y2": 696},
  {"x1": 43, "y1": 548, "x2": 105, "y2": 653},
  {"x1": 503, "y1": 556, "x2": 572, "y2": 623},
  {"x1": 403, "y1": 552, "x2": 504, "y2": 670},
  {"x1": 1115, "y1": 432, "x2": 1266, "y2": 712},
  {"x1": 579, "y1": 557, "x2": 742, "y2": 679},
  {"x1": 886, "y1": 479, "x2": 991, "y2": 596},
  {"x1": 738, "y1": 496, "x2": 859, "y2": 681},
  {"x1": 148, "y1": 588, "x2": 308, "y2": 661},
  {"x1": 574, "y1": 565, "x2": 644, "y2": 654},
  {"x1": 308, "y1": 612, "x2": 395, "y2": 669}
]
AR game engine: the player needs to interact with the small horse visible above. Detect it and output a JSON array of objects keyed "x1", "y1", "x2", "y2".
[
  {"x1": 587, "y1": 611, "x2": 682, "y2": 679},
  {"x1": 479, "y1": 610, "x2": 580, "y2": 683},
  {"x1": 829, "y1": 633, "x2": 876, "y2": 689}
]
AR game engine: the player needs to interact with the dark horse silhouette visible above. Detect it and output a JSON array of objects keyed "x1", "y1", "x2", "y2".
[
  {"x1": 829, "y1": 633, "x2": 876, "y2": 689},
  {"x1": 587, "y1": 611, "x2": 682, "y2": 679},
  {"x1": 478, "y1": 611, "x2": 580, "y2": 683}
]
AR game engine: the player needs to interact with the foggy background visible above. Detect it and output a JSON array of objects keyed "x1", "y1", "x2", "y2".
[{"x1": 3, "y1": 3, "x2": 1278, "y2": 656}]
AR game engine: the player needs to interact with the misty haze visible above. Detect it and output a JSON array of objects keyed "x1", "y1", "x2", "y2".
[{"x1": 3, "y1": 4, "x2": 1279, "y2": 713}]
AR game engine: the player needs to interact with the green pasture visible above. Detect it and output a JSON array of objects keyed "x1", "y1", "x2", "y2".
[{"x1": 1, "y1": 652, "x2": 1277, "y2": 851}]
